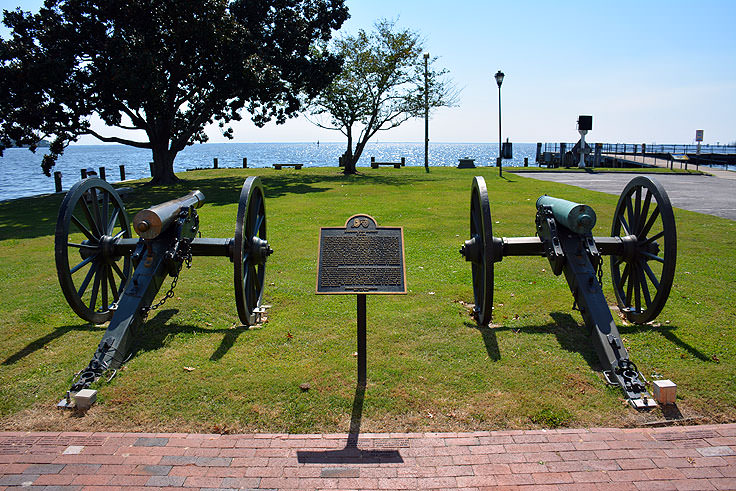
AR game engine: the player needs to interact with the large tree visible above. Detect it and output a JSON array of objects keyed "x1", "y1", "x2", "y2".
[
  {"x1": 0, "y1": 0, "x2": 348, "y2": 184},
  {"x1": 307, "y1": 19, "x2": 455, "y2": 174}
]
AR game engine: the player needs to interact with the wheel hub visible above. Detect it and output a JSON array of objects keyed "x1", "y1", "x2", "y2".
[
  {"x1": 460, "y1": 235, "x2": 482, "y2": 263},
  {"x1": 249, "y1": 236, "x2": 273, "y2": 266}
]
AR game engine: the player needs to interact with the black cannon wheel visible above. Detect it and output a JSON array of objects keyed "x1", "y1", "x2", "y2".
[
  {"x1": 55, "y1": 178, "x2": 132, "y2": 324},
  {"x1": 468, "y1": 176, "x2": 494, "y2": 325},
  {"x1": 610, "y1": 176, "x2": 677, "y2": 324},
  {"x1": 234, "y1": 177, "x2": 270, "y2": 326}
]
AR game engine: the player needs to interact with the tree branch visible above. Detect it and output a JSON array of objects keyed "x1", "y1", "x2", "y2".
[{"x1": 85, "y1": 129, "x2": 152, "y2": 149}]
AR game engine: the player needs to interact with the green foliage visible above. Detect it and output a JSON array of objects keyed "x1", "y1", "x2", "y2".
[
  {"x1": 308, "y1": 19, "x2": 456, "y2": 173},
  {"x1": 530, "y1": 407, "x2": 573, "y2": 428},
  {"x1": 0, "y1": 0, "x2": 348, "y2": 182},
  {"x1": 0, "y1": 167, "x2": 734, "y2": 433}
]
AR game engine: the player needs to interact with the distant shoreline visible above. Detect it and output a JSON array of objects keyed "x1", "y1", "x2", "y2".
[
  {"x1": 5, "y1": 141, "x2": 50, "y2": 149},
  {"x1": 6, "y1": 141, "x2": 542, "y2": 147}
]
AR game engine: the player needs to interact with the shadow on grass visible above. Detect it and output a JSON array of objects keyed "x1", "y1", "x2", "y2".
[
  {"x1": 466, "y1": 322, "x2": 501, "y2": 361},
  {"x1": 467, "y1": 312, "x2": 712, "y2": 370},
  {"x1": 0, "y1": 170, "x2": 436, "y2": 240},
  {"x1": 464, "y1": 313, "x2": 596, "y2": 367},
  {"x1": 296, "y1": 382, "x2": 403, "y2": 464},
  {"x1": 661, "y1": 403, "x2": 685, "y2": 421},
  {"x1": 2, "y1": 323, "x2": 104, "y2": 366},
  {"x1": 1, "y1": 307, "x2": 259, "y2": 368},
  {"x1": 0, "y1": 192, "x2": 65, "y2": 241},
  {"x1": 618, "y1": 323, "x2": 712, "y2": 362},
  {"x1": 130, "y1": 309, "x2": 256, "y2": 363},
  {"x1": 124, "y1": 171, "x2": 436, "y2": 209},
  {"x1": 209, "y1": 328, "x2": 247, "y2": 362}
]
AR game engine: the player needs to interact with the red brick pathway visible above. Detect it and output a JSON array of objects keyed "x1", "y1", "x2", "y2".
[{"x1": 1, "y1": 424, "x2": 735, "y2": 490}]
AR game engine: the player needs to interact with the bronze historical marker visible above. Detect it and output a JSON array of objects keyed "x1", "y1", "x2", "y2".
[
  {"x1": 316, "y1": 214, "x2": 406, "y2": 388},
  {"x1": 316, "y1": 214, "x2": 406, "y2": 294}
]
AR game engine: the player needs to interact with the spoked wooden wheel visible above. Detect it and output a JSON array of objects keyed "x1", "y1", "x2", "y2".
[
  {"x1": 610, "y1": 176, "x2": 677, "y2": 324},
  {"x1": 55, "y1": 178, "x2": 132, "y2": 324},
  {"x1": 460, "y1": 176, "x2": 495, "y2": 325},
  {"x1": 234, "y1": 177, "x2": 272, "y2": 326}
]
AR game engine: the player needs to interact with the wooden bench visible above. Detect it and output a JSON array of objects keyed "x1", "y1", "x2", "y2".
[
  {"x1": 273, "y1": 163, "x2": 303, "y2": 170},
  {"x1": 370, "y1": 157, "x2": 405, "y2": 169}
]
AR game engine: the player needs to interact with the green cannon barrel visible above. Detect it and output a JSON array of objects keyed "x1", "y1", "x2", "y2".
[{"x1": 536, "y1": 195, "x2": 597, "y2": 234}]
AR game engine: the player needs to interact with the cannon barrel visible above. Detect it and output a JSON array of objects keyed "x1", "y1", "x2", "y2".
[
  {"x1": 133, "y1": 190, "x2": 205, "y2": 239},
  {"x1": 536, "y1": 195, "x2": 596, "y2": 234}
]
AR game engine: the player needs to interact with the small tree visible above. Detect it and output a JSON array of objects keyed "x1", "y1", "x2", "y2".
[
  {"x1": 0, "y1": 0, "x2": 348, "y2": 184},
  {"x1": 308, "y1": 19, "x2": 455, "y2": 174}
]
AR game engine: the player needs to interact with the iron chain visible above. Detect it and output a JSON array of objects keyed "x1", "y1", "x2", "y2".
[
  {"x1": 596, "y1": 255, "x2": 604, "y2": 287},
  {"x1": 140, "y1": 239, "x2": 193, "y2": 321}
]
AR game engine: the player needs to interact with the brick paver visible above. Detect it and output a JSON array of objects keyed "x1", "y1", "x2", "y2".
[{"x1": 0, "y1": 424, "x2": 735, "y2": 490}]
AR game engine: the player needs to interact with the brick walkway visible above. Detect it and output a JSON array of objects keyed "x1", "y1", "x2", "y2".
[{"x1": 1, "y1": 424, "x2": 735, "y2": 490}]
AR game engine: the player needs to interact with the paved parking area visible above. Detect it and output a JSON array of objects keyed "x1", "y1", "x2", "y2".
[
  {"x1": 1, "y1": 424, "x2": 735, "y2": 490},
  {"x1": 517, "y1": 172, "x2": 736, "y2": 221}
]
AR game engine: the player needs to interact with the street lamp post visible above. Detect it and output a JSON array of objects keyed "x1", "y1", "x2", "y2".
[
  {"x1": 495, "y1": 70, "x2": 504, "y2": 177},
  {"x1": 424, "y1": 53, "x2": 430, "y2": 173}
]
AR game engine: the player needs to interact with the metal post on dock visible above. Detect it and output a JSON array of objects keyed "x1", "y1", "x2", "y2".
[
  {"x1": 559, "y1": 143, "x2": 566, "y2": 168},
  {"x1": 54, "y1": 171, "x2": 62, "y2": 193},
  {"x1": 536, "y1": 142, "x2": 542, "y2": 164},
  {"x1": 119, "y1": 165, "x2": 126, "y2": 181}
]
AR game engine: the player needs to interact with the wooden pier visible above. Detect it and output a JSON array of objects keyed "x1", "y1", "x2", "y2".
[{"x1": 536, "y1": 142, "x2": 736, "y2": 175}]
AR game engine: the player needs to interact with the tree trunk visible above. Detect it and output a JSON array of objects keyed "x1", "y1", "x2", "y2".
[
  {"x1": 149, "y1": 141, "x2": 180, "y2": 185},
  {"x1": 353, "y1": 139, "x2": 368, "y2": 168},
  {"x1": 343, "y1": 132, "x2": 357, "y2": 175}
]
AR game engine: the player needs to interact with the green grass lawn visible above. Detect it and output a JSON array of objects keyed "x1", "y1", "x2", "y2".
[{"x1": 0, "y1": 166, "x2": 734, "y2": 433}]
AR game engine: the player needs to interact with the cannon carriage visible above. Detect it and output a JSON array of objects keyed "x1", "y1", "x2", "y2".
[
  {"x1": 54, "y1": 176, "x2": 272, "y2": 405},
  {"x1": 460, "y1": 175, "x2": 677, "y2": 408}
]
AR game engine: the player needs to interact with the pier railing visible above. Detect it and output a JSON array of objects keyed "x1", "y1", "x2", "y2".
[
  {"x1": 600, "y1": 143, "x2": 736, "y2": 155},
  {"x1": 543, "y1": 142, "x2": 736, "y2": 155}
]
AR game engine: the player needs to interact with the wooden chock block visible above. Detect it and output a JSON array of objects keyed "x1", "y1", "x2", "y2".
[
  {"x1": 74, "y1": 389, "x2": 97, "y2": 410},
  {"x1": 652, "y1": 380, "x2": 676, "y2": 405}
]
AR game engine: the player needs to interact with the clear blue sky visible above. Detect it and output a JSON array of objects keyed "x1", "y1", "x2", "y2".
[{"x1": 2, "y1": 0, "x2": 735, "y2": 144}]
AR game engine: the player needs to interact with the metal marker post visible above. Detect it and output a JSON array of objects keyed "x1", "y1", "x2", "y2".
[
  {"x1": 357, "y1": 294, "x2": 367, "y2": 387},
  {"x1": 424, "y1": 53, "x2": 430, "y2": 173}
]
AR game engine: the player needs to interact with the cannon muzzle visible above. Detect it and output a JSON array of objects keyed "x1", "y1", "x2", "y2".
[
  {"x1": 536, "y1": 195, "x2": 596, "y2": 234},
  {"x1": 133, "y1": 190, "x2": 205, "y2": 239}
]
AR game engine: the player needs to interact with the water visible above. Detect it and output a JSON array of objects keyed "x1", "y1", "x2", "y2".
[{"x1": 0, "y1": 142, "x2": 538, "y2": 200}]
